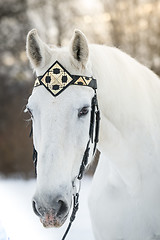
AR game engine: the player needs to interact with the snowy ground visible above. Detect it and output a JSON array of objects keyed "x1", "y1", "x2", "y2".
[{"x1": 0, "y1": 176, "x2": 94, "y2": 240}]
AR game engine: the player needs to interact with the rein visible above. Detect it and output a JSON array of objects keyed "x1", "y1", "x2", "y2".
[{"x1": 29, "y1": 61, "x2": 100, "y2": 240}]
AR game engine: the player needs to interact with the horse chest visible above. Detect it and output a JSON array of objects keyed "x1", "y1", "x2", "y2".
[{"x1": 89, "y1": 155, "x2": 160, "y2": 240}]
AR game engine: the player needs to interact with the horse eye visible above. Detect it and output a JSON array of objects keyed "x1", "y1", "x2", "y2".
[{"x1": 78, "y1": 107, "x2": 89, "y2": 118}]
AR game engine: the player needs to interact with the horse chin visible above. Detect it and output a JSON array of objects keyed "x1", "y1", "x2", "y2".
[{"x1": 40, "y1": 212, "x2": 69, "y2": 228}]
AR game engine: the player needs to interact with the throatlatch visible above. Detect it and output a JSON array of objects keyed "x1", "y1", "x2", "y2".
[{"x1": 29, "y1": 61, "x2": 100, "y2": 240}]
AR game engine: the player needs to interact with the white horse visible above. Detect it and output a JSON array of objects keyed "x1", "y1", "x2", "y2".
[{"x1": 26, "y1": 29, "x2": 160, "y2": 240}]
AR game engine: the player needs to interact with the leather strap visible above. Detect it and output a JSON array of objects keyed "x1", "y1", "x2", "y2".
[{"x1": 34, "y1": 61, "x2": 97, "y2": 97}]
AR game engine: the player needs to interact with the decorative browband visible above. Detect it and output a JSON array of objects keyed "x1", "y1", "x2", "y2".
[{"x1": 34, "y1": 61, "x2": 97, "y2": 96}]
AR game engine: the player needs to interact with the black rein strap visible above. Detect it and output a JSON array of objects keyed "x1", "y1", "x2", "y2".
[{"x1": 61, "y1": 193, "x2": 79, "y2": 240}]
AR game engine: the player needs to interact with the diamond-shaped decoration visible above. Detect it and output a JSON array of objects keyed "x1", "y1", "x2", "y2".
[{"x1": 39, "y1": 61, "x2": 73, "y2": 96}]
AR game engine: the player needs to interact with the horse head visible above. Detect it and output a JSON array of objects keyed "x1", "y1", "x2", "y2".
[{"x1": 26, "y1": 29, "x2": 96, "y2": 228}]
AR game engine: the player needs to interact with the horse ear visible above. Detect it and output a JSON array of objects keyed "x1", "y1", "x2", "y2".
[
  {"x1": 70, "y1": 30, "x2": 89, "y2": 66},
  {"x1": 26, "y1": 29, "x2": 51, "y2": 69}
]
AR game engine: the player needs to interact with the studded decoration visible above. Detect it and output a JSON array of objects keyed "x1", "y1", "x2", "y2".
[{"x1": 34, "y1": 61, "x2": 97, "y2": 96}]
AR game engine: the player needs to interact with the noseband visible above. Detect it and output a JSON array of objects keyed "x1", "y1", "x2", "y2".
[{"x1": 29, "y1": 61, "x2": 100, "y2": 240}]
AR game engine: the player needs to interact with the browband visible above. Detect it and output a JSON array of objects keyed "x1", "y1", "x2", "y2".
[{"x1": 34, "y1": 61, "x2": 97, "y2": 96}]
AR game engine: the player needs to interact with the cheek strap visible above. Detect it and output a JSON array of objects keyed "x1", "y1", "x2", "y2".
[{"x1": 61, "y1": 91, "x2": 100, "y2": 240}]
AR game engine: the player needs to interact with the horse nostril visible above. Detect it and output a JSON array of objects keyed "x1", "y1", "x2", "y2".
[
  {"x1": 32, "y1": 200, "x2": 41, "y2": 217},
  {"x1": 57, "y1": 199, "x2": 68, "y2": 217},
  {"x1": 32, "y1": 196, "x2": 68, "y2": 218}
]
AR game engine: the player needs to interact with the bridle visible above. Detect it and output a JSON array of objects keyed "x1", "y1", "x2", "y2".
[{"x1": 29, "y1": 61, "x2": 100, "y2": 240}]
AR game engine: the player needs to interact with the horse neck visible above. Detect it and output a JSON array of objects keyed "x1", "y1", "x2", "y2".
[
  {"x1": 90, "y1": 44, "x2": 160, "y2": 138},
  {"x1": 90, "y1": 44, "x2": 160, "y2": 192}
]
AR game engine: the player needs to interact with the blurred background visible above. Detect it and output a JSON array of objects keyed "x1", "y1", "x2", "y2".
[{"x1": 0, "y1": 0, "x2": 160, "y2": 177}]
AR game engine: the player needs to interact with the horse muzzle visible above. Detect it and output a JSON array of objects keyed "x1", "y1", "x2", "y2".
[{"x1": 32, "y1": 195, "x2": 70, "y2": 228}]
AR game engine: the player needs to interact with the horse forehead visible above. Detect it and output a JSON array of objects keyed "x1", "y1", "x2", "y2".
[{"x1": 29, "y1": 84, "x2": 93, "y2": 109}]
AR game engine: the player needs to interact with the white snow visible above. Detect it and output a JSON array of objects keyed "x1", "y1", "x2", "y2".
[{"x1": 0, "y1": 177, "x2": 94, "y2": 240}]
